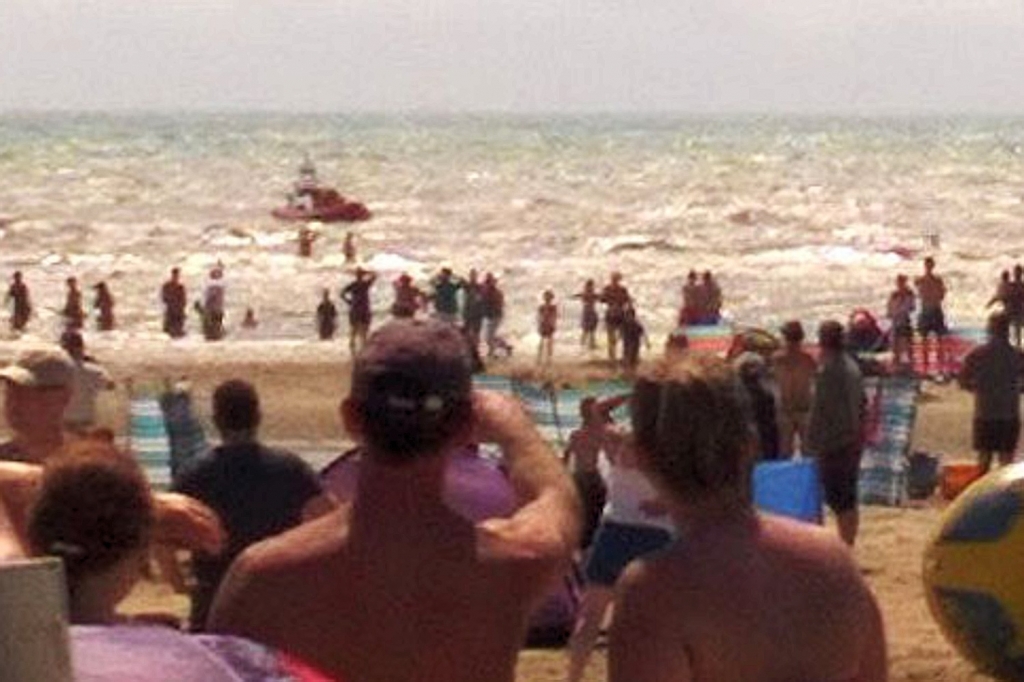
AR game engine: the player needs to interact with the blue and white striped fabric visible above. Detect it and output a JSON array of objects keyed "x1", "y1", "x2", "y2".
[
  {"x1": 858, "y1": 376, "x2": 920, "y2": 506},
  {"x1": 470, "y1": 375, "x2": 633, "y2": 449},
  {"x1": 512, "y1": 380, "x2": 563, "y2": 446},
  {"x1": 130, "y1": 396, "x2": 172, "y2": 491}
]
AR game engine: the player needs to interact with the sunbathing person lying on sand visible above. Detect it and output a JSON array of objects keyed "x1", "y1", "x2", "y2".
[{"x1": 609, "y1": 354, "x2": 887, "y2": 682}]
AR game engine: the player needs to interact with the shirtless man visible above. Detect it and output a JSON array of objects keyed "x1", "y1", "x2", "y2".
[
  {"x1": 536, "y1": 289, "x2": 558, "y2": 366},
  {"x1": 886, "y1": 275, "x2": 916, "y2": 370},
  {"x1": 572, "y1": 279, "x2": 600, "y2": 351},
  {"x1": 772, "y1": 320, "x2": 817, "y2": 457},
  {"x1": 610, "y1": 354, "x2": 886, "y2": 682},
  {"x1": 600, "y1": 272, "x2": 631, "y2": 362},
  {"x1": 562, "y1": 394, "x2": 629, "y2": 549},
  {"x1": 208, "y1": 319, "x2": 580, "y2": 682},
  {"x1": 161, "y1": 268, "x2": 188, "y2": 338},
  {"x1": 679, "y1": 270, "x2": 701, "y2": 325},
  {"x1": 0, "y1": 345, "x2": 224, "y2": 559},
  {"x1": 6, "y1": 271, "x2": 31, "y2": 332},
  {"x1": 341, "y1": 267, "x2": 377, "y2": 355},
  {"x1": 914, "y1": 256, "x2": 948, "y2": 374}
]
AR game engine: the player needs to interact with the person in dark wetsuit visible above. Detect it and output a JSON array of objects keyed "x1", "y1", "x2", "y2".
[
  {"x1": 6, "y1": 271, "x2": 31, "y2": 333},
  {"x1": 573, "y1": 279, "x2": 600, "y2": 351},
  {"x1": 93, "y1": 282, "x2": 115, "y2": 331},
  {"x1": 316, "y1": 289, "x2": 338, "y2": 341},
  {"x1": 62, "y1": 277, "x2": 85, "y2": 331},
  {"x1": 161, "y1": 268, "x2": 188, "y2": 338},
  {"x1": 341, "y1": 267, "x2": 377, "y2": 355},
  {"x1": 600, "y1": 272, "x2": 632, "y2": 363}
]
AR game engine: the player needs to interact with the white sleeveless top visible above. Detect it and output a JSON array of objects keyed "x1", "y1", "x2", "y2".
[{"x1": 604, "y1": 465, "x2": 675, "y2": 532}]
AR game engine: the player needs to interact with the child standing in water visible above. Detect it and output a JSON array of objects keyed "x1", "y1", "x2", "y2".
[{"x1": 536, "y1": 289, "x2": 558, "y2": 366}]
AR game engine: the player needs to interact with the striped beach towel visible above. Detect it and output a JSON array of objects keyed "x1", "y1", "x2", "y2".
[
  {"x1": 858, "y1": 375, "x2": 920, "y2": 506},
  {"x1": 128, "y1": 394, "x2": 173, "y2": 491}
]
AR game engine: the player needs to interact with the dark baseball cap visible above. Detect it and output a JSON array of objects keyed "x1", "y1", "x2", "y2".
[{"x1": 352, "y1": 319, "x2": 472, "y2": 410}]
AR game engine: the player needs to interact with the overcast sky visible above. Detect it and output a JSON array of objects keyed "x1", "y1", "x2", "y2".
[{"x1": 3, "y1": 0, "x2": 1024, "y2": 113}]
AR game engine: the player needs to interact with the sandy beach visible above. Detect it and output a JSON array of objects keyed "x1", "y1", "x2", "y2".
[{"x1": 7, "y1": 352, "x2": 993, "y2": 682}]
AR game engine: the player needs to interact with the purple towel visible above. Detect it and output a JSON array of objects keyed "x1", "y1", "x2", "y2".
[{"x1": 71, "y1": 625, "x2": 294, "y2": 682}]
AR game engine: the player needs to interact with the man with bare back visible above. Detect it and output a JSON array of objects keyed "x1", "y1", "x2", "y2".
[
  {"x1": 772, "y1": 320, "x2": 817, "y2": 457},
  {"x1": 915, "y1": 256, "x2": 948, "y2": 374},
  {"x1": 208, "y1": 319, "x2": 580, "y2": 682},
  {"x1": 610, "y1": 354, "x2": 886, "y2": 682}
]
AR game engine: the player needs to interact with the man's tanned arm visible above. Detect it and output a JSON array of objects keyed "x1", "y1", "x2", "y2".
[{"x1": 474, "y1": 390, "x2": 581, "y2": 557}]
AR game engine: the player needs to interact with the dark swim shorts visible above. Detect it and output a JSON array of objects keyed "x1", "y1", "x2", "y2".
[
  {"x1": 973, "y1": 418, "x2": 1021, "y2": 454},
  {"x1": 584, "y1": 520, "x2": 673, "y2": 587},
  {"x1": 917, "y1": 307, "x2": 948, "y2": 336},
  {"x1": 818, "y1": 444, "x2": 862, "y2": 514}
]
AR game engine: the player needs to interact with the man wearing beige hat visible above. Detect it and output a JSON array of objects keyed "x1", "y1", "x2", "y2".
[
  {"x1": 0, "y1": 346, "x2": 76, "y2": 464},
  {"x1": 0, "y1": 345, "x2": 225, "y2": 561}
]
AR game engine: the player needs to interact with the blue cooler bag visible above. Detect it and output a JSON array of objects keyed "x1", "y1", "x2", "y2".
[{"x1": 753, "y1": 458, "x2": 823, "y2": 524}]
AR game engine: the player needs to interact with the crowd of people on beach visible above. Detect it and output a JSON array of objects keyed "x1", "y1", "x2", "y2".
[
  {"x1": 3, "y1": 249, "x2": 1024, "y2": 681},
  {"x1": 0, "y1": 315, "x2": 890, "y2": 682}
]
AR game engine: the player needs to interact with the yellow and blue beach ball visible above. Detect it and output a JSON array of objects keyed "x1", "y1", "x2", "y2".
[{"x1": 923, "y1": 462, "x2": 1024, "y2": 681}]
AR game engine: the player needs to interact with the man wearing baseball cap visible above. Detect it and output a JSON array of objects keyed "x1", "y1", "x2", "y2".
[
  {"x1": 0, "y1": 346, "x2": 76, "y2": 464},
  {"x1": 0, "y1": 344, "x2": 225, "y2": 567},
  {"x1": 210, "y1": 319, "x2": 581, "y2": 682}
]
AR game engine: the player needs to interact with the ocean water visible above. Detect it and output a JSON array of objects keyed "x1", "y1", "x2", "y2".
[{"x1": 1, "y1": 112, "x2": 1023, "y2": 363}]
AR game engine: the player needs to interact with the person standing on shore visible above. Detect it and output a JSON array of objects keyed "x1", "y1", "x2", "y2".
[
  {"x1": 773, "y1": 320, "x2": 817, "y2": 458},
  {"x1": 161, "y1": 267, "x2": 188, "y2": 338},
  {"x1": 886, "y1": 274, "x2": 916, "y2": 371},
  {"x1": 6, "y1": 271, "x2": 31, "y2": 333},
  {"x1": 701, "y1": 270, "x2": 723, "y2": 324},
  {"x1": 1004, "y1": 264, "x2": 1024, "y2": 348},
  {"x1": 620, "y1": 303, "x2": 648, "y2": 373},
  {"x1": 93, "y1": 281, "x2": 115, "y2": 331},
  {"x1": 609, "y1": 354, "x2": 886, "y2": 682},
  {"x1": 481, "y1": 272, "x2": 509, "y2": 358},
  {"x1": 429, "y1": 266, "x2": 463, "y2": 326},
  {"x1": 536, "y1": 289, "x2": 557, "y2": 366},
  {"x1": 807, "y1": 320, "x2": 865, "y2": 546},
  {"x1": 341, "y1": 267, "x2": 376, "y2": 355},
  {"x1": 390, "y1": 273, "x2": 424, "y2": 320},
  {"x1": 600, "y1": 272, "x2": 631, "y2": 363},
  {"x1": 62, "y1": 277, "x2": 85, "y2": 330},
  {"x1": 679, "y1": 270, "x2": 701, "y2": 326},
  {"x1": 199, "y1": 264, "x2": 227, "y2": 341},
  {"x1": 461, "y1": 268, "x2": 485, "y2": 352},
  {"x1": 315, "y1": 289, "x2": 338, "y2": 341},
  {"x1": 208, "y1": 320, "x2": 580, "y2": 682},
  {"x1": 958, "y1": 311, "x2": 1024, "y2": 474},
  {"x1": 572, "y1": 279, "x2": 600, "y2": 351},
  {"x1": 914, "y1": 256, "x2": 948, "y2": 375}
]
